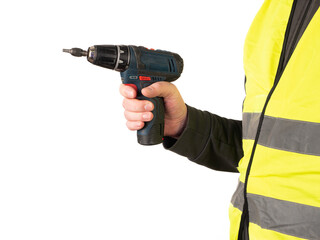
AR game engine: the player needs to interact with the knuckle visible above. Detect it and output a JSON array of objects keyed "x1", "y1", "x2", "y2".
[
  {"x1": 126, "y1": 121, "x2": 133, "y2": 130},
  {"x1": 124, "y1": 111, "x2": 129, "y2": 120},
  {"x1": 126, "y1": 121, "x2": 144, "y2": 130},
  {"x1": 119, "y1": 84, "x2": 124, "y2": 94},
  {"x1": 170, "y1": 82, "x2": 177, "y2": 90},
  {"x1": 122, "y1": 99, "x2": 127, "y2": 108},
  {"x1": 134, "y1": 102, "x2": 144, "y2": 112}
]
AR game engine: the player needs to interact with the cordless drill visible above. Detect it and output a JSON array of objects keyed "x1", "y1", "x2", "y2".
[{"x1": 63, "y1": 45, "x2": 183, "y2": 145}]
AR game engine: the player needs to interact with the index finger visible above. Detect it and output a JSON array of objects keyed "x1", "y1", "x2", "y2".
[{"x1": 119, "y1": 84, "x2": 137, "y2": 99}]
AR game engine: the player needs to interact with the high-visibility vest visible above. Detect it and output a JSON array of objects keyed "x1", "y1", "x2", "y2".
[{"x1": 229, "y1": 0, "x2": 320, "y2": 239}]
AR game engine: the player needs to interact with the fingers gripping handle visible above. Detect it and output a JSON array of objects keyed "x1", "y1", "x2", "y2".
[{"x1": 137, "y1": 96, "x2": 165, "y2": 145}]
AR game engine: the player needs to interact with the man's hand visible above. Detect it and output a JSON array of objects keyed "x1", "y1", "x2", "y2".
[{"x1": 119, "y1": 82, "x2": 187, "y2": 139}]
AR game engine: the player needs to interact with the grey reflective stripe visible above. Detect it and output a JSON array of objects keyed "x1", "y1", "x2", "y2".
[
  {"x1": 231, "y1": 182, "x2": 320, "y2": 239},
  {"x1": 242, "y1": 112, "x2": 261, "y2": 141},
  {"x1": 231, "y1": 181, "x2": 245, "y2": 211},
  {"x1": 248, "y1": 194, "x2": 320, "y2": 239},
  {"x1": 243, "y1": 112, "x2": 320, "y2": 156}
]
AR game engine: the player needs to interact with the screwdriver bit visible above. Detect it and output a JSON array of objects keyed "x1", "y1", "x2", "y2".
[{"x1": 63, "y1": 48, "x2": 87, "y2": 57}]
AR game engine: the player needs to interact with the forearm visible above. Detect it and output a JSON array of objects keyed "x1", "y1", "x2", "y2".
[{"x1": 163, "y1": 105, "x2": 243, "y2": 172}]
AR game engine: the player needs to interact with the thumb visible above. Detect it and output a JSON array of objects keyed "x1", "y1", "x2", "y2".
[{"x1": 141, "y1": 82, "x2": 176, "y2": 99}]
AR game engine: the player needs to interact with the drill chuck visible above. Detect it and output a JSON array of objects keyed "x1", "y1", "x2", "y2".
[
  {"x1": 63, "y1": 46, "x2": 130, "y2": 72},
  {"x1": 87, "y1": 45, "x2": 130, "y2": 72}
]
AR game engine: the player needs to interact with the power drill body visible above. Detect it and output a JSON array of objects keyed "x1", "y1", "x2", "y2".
[{"x1": 63, "y1": 45, "x2": 184, "y2": 145}]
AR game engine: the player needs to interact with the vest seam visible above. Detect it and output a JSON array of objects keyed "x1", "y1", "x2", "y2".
[{"x1": 237, "y1": 0, "x2": 299, "y2": 238}]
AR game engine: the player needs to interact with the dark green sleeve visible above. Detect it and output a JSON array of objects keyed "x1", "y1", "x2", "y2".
[{"x1": 163, "y1": 105, "x2": 243, "y2": 173}]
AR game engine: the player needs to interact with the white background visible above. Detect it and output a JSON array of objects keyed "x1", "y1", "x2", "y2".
[{"x1": 0, "y1": 0, "x2": 263, "y2": 239}]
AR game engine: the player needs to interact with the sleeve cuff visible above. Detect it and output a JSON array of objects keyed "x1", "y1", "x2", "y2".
[{"x1": 162, "y1": 105, "x2": 212, "y2": 160}]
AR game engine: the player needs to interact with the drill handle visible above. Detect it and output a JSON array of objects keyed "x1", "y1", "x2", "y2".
[
  {"x1": 120, "y1": 45, "x2": 183, "y2": 145},
  {"x1": 136, "y1": 94, "x2": 165, "y2": 145}
]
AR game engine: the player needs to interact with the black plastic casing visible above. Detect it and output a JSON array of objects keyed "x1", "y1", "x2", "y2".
[{"x1": 87, "y1": 45, "x2": 130, "y2": 71}]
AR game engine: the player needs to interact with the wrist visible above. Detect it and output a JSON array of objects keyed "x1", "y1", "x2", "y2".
[
  {"x1": 165, "y1": 104, "x2": 188, "y2": 139},
  {"x1": 172, "y1": 113, "x2": 188, "y2": 139}
]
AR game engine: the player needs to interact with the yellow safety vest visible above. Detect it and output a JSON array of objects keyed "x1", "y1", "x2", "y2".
[{"x1": 229, "y1": 0, "x2": 320, "y2": 239}]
